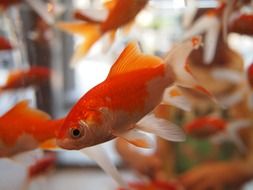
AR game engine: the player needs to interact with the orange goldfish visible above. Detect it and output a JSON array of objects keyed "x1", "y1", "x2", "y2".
[
  {"x1": 0, "y1": 66, "x2": 51, "y2": 91},
  {"x1": 184, "y1": 116, "x2": 251, "y2": 152},
  {"x1": 0, "y1": 100, "x2": 64, "y2": 157},
  {"x1": 229, "y1": 14, "x2": 253, "y2": 36},
  {"x1": 184, "y1": 116, "x2": 226, "y2": 138},
  {"x1": 56, "y1": 36, "x2": 215, "y2": 151},
  {"x1": 0, "y1": 36, "x2": 12, "y2": 51},
  {"x1": 57, "y1": 0, "x2": 148, "y2": 65}
]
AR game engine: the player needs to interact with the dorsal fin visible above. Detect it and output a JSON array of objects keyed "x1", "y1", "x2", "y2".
[
  {"x1": 107, "y1": 42, "x2": 163, "y2": 79},
  {"x1": 2, "y1": 100, "x2": 51, "y2": 121}
]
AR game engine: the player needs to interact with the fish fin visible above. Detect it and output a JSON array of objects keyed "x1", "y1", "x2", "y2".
[
  {"x1": 107, "y1": 42, "x2": 163, "y2": 78},
  {"x1": 226, "y1": 120, "x2": 252, "y2": 153},
  {"x1": 162, "y1": 86, "x2": 192, "y2": 111},
  {"x1": 114, "y1": 128, "x2": 154, "y2": 148},
  {"x1": 182, "y1": 0, "x2": 197, "y2": 28},
  {"x1": 39, "y1": 139, "x2": 59, "y2": 150},
  {"x1": 137, "y1": 114, "x2": 186, "y2": 142},
  {"x1": 211, "y1": 69, "x2": 243, "y2": 84},
  {"x1": 217, "y1": 89, "x2": 244, "y2": 108},
  {"x1": 80, "y1": 145, "x2": 128, "y2": 188},
  {"x1": 103, "y1": 0, "x2": 117, "y2": 10},
  {"x1": 25, "y1": 0, "x2": 54, "y2": 25},
  {"x1": 56, "y1": 22, "x2": 102, "y2": 65},
  {"x1": 203, "y1": 16, "x2": 220, "y2": 64},
  {"x1": 164, "y1": 36, "x2": 217, "y2": 104},
  {"x1": 2, "y1": 100, "x2": 51, "y2": 121}
]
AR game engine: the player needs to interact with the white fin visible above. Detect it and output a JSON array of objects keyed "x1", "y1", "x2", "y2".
[
  {"x1": 115, "y1": 128, "x2": 154, "y2": 148},
  {"x1": 25, "y1": 0, "x2": 54, "y2": 25},
  {"x1": 164, "y1": 36, "x2": 202, "y2": 89},
  {"x1": 163, "y1": 86, "x2": 192, "y2": 111},
  {"x1": 226, "y1": 120, "x2": 251, "y2": 153},
  {"x1": 182, "y1": 0, "x2": 197, "y2": 28},
  {"x1": 80, "y1": 145, "x2": 128, "y2": 189},
  {"x1": 204, "y1": 16, "x2": 220, "y2": 64},
  {"x1": 137, "y1": 114, "x2": 186, "y2": 142},
  {"x1": 211, "y1": 69, "x2": 243, "y2": 84},
  {"x1": 218, "y1": 90, "x2": 244, "y2": 108}
]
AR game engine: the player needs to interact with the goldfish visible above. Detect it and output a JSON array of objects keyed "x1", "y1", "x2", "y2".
[
  {"x1": 0, "y1": 66, "x2": 51, "y2": 91},
  {"x1": 0, "y1": 36, "x2": 12, "y2": 51},
  {"x1": 0, "y1": 100, "x2": 64, "y2": 157},
  {"x1": 229, "y1": 14, "x2": 253, "y2": 36},
  {"x1": 183, "y1": 2, "x2": 227, "y2": 64},
  {"x1": 57, "y1": 0, "x2": 148, "y2": 66},
  {"x1": 184, "y1": 116, "x2": 251, "y2": 153},
  {"x1": 56, "y1": 36, "x2": 216, "y2": 151}
]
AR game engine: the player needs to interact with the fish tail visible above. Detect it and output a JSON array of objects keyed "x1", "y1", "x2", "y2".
[
  {"x1": 164, "y1": 36, "x2": 217, "y2": 104},
  {"x1": 56, "y1": 22, "x2": 103, "y2": 67}
]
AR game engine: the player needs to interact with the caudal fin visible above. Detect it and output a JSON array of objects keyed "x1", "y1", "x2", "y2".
[
  {"x1": 164, "y1": 36, "x2": 217, "y2": 104},
  {"x1": 56, "y1": 22, "x2": 102, "y2": 67}
]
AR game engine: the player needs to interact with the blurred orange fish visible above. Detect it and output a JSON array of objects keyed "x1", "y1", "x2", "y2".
[
  {"x1": 57, "y1": 0, "x2": 148, "y2": 65},
  {"x1": 0, "y1": 100, "x2": 64, "y2": 157},
  {"x1": 0, "y1": 36, "x2": 12, "y2": 51},
  {"x1": 184, "y1": 116, "x2": 251, "y2": 152},
  {"x1": 56, "y1": 36, "x2": 216, "y2": 150},
  {"x1": 230, "y1": 14, "x2": 253, "y2": 36},
  {"x1": 184, "y1": 116, "x2": 226, "y2": 138},
  {"x1": 0, "y1": 66, "x2": 51, "y2": 91}
]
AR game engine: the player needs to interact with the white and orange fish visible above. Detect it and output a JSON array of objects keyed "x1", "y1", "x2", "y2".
[
  {"x1": 0, "y1": 100, "x2": 64, "y2": 157},
  {"x1": 184, "y1": 116, "x2": 251, "y2": 153},
  {"x1": 183, "y1": 1, "x2": 227, "y2": 64},
  {"x1": 57, "y1": 0, "x2": 148, "y2": 66}
]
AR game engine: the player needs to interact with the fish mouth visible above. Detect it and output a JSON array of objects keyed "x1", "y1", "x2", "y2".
[{"x1": 56, "y1": 139, "x2": 85, "y2": 150}]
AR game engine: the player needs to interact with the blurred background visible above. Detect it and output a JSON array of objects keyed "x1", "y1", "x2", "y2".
[{"x1": 1, "y1": 0, "x2": 253, "y2": 189}]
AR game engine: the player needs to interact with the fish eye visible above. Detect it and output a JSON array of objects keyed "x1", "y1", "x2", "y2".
[{"x1": 69, "y1": 120, "x2": 87, "y2": 139}]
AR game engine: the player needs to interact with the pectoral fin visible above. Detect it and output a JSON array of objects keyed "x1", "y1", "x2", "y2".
[
  {"x1": 137, "y1": 114, "x2": 186, "y2": 142},
  {"x1": 114, "y1": 128, "x2": 154, "y2": 148},
  {"x1": 163, "y1": 86, "x2": 192, "y2": 111}
]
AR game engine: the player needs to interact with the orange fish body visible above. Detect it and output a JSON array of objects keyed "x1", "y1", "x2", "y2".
[
  {"x1": 0, "y1": 36, "x2": 12, "y2": 51},
  {"x1": 230, "y1": 14, "x2": 253, "y2": 36},
  {"x1": 0, "y1": 66, "x2": 51, "y2": 91},
  {"x1": 0, "y1": 101, "x2": 64, "y2": 157},
  {"x1": 57, "y1": 43, "x2": 174, "y2": 149},
  {"x1": 57, "y1": 0, "x2": 148, "y2": 65},
  {"x1": 247, "y1": 63, "x2": 253, "y2": 88},
  {"x1": 184, "y1": 116, "x2": 227, "y2": 138},
  {"x1": 56, "y1": 37, "x2": 211, "y2": 150}
]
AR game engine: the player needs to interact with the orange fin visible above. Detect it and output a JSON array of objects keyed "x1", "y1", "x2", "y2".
[
  {"x1": 107, "y1": 42, "x2": 163, "y2": 78},
  {"x1": 103, "y1": 0, "x2": 117, "y2": 10},
  {"x1": 56, "y1": 22, "x2": 102, "y2": 66},
  {"x1": 2, "y1": 100, "x2": 51, "y2": 121},
  {"x1": 40, "y1": 139, "x2": 59, "y2": 150},
  {"x1": 114, "y1": 128, "x2": 154, "y2": 148}
]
